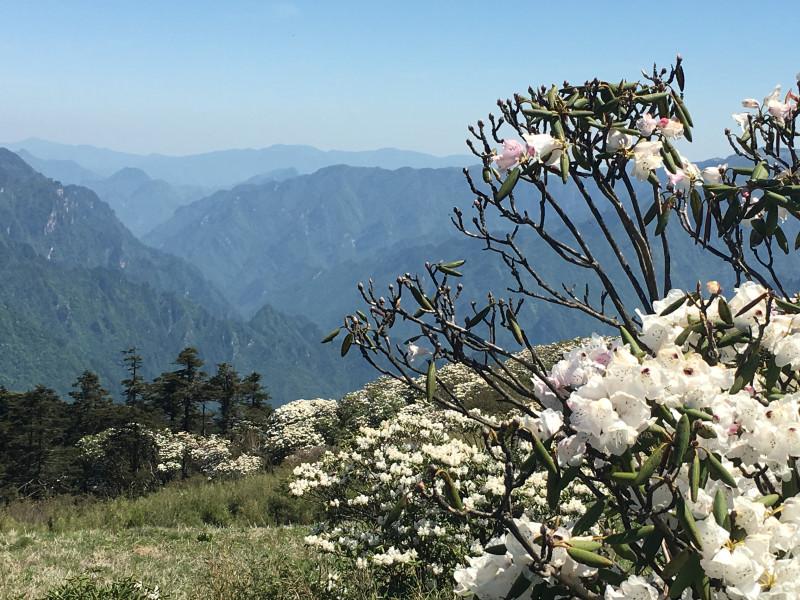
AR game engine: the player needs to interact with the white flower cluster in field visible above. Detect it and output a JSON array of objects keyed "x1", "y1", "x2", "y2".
[
  {"x1": 262, "y1": 398, "x2": 339, "y2": 461},
  {"x1": 78, "y1": 426, "x2": 262, "y2": 481},
  {"x1": 454, "y1": 284, "x2": 800, "y2": 600},
  {"x1": 290, "y1": 401, "x2": 592, "y2": 587},
  {"x1": 336, "y1": 376, "x2": 412, "y2": 430}
]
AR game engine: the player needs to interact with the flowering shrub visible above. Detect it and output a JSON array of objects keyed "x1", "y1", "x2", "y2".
[
  {"x1": 262, "y1": 398, "x2": 339, "y2": 462},
  {"x1": 325, "y1": 60, "x2": 800, "y2": 599},
  {"x1": 78, "y1": 425, "x2": 263, "y2": 491},
  {"x1": 291, "y1": 402, "x2": 593, "y2": 591}
]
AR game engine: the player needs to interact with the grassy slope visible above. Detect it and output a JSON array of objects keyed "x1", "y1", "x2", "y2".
[{"x1": 0, "y1": 474, "x2": 450, "y2": 600}]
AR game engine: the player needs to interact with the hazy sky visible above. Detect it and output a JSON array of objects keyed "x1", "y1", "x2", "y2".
[{"x1": 0, "y1": 0, "x2": 796, "y2": 160}]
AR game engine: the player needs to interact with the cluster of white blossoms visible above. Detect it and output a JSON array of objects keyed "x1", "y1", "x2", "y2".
[
  {"x1": 452, "y1": 283, "x2": 800, "y2": 600},
  {"x1": 290, "y1": 401, "x2": 593, "y2": 589},
  {"x1": 262, "y1": 398, "x2": 339, "y2": 461},
  {"x1": 78, "y1": 425, "x2": 263, "y2": 482}
]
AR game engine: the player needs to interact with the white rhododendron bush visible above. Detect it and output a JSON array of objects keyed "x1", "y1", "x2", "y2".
[
  {"x1": 262, "y1": 398, "x2": 339, "y2": 462},
  {"x1": 78, "y1": 424, "x2": 263, "y2": 492},
  {"x1": 308, "y1": 58, "x2": 800, "y2": 599},
  {"x1": 291, "y1": 402, "x2": 592, "y2": 590}
]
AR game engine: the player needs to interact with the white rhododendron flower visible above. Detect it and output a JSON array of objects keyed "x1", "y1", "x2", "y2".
[
  {"x1": 635, "y1": 112, "x2": 658, "y2": 136},
  {"x1": 657, "y1": 117, "x2": 684, "y2": 138},
  {"x1": 631, "y1": 140, "x2": 663, "y2": 180},
  {"x1": 523, "y1": 132, "x2": 564, "y2": 166}
]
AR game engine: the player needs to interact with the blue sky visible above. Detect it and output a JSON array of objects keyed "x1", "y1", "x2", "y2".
[{"x1": 0, "y1": 0, "x2": 796, "y2": 160}]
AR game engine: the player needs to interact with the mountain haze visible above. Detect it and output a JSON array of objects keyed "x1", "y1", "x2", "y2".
[
  {"x1": 4, "y1": 138, "x2": 474, "y2": 188},
  {"x1": 0, "y1": 150, "x2": 370, "y2": 402}
]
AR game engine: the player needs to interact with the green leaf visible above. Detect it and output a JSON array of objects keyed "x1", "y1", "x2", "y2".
[
  {"x1": 705, "y1": 450, "x2": 737, "y2": 487},
  {"x1": 484, "y1": 542, "x2": 507, "y2": 555},
  {"x1": 426, "y1": 360, "x2": 436, "y2": 402},
  {"x1": 533, "y1": 435, "x2": 557, "y2": 475},
  {"x1": 437, "y1": 470, "x2": 463, "y2": 511},
  {"x1": 775, "y1": 226, "x2": 790, "y2": 254},
  {"x1": 718, "y1": 298, "x2": 734, "y2": 325},
  {"x1": 546, "y1": 470, "x2": 561, "y2": 510},
  {"x1": 634, "y1": 442, "x2": 668, "y2": 485},
  {"x1": 660, "y1": 294, "x2": 690, "y2": 316},
  {"x1": 690, "y1": 452, "x2": 700, "y2": 502},
  {"x1": 756, "y1": 494, "x2": 781, "y2": 507},
  {"x1": 751, "y1": 161, "x2": 769, "y2": 181},
  {"x1": 495, "y1": 167, "x2": 520, "y2": 201},
  {"x1": 408, "y1": 284, "x2": 434, "y2": 312},
  {"x1": 677, "y1": 496, "x2": 703, "y2": 550},
  {"x1": 572, "y1": 499, "x2": 605, "y2": 536},
  {"x1": 437, "y1": 265, "x2": 463, "y2": 277},
  {"x1": 465, "y1": 304, "x2": 492, "y2": 329},
  {"x1": 340, "y1": 333, "x2": 354, "y2": 357},
  {"x1": 605, "y1": 525, "x2": 656, "y2": 545},
  {"x1": 776, "y1": 298, "x2": 800, "y2": 314},
  {"x1": 611, "y1": 543, "x2": 637, "y2": 562},
  {"x1": 620, "y1": 326, "x2": 645, "y2": 358},
  {"x1": 440, "y1": 260, "x2": 465, "y2": 269},
  {"x1": 566, "y1": 547, "x2": 614, "y2": 568},
  {"x1": 713, "y1": 488, "x2": 728, "y2": 527},
  {"x1": 568, "y1": 538, "x2": 602, "y2": 551},
  {"x1": 673, "y1": 414, "x2": 691, "y2": 467},
  {"x1": 560, "y1": 151, "x2": 570, "y2": 183},
  {"x1": 321, "y1": 327, "x2": 341, "y2": 344},
  {"x1": 506, "y1": 308, "x2": 525, "y2": 346}
]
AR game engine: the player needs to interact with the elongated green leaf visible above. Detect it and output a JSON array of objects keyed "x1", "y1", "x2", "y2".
[
  {"x1": 465, "y1": 304, "x2": 492, "y2": 329},
  {"x1": 340, "y1": 333, "x2": 354, "y2": 357},
  {"x1": 426, "y1": 360, "x2": 436, "y2": 402},
  {"x1": 321, "y1": 327, "x2": 341, "y2": 344},
  {"x1": 713, "y1": 488, "x2": 728, "y2": 527},
  {"x1": 706, "y1": 451, "x2": 737, "y2": 487},
  {"x1": 677, "y1": 497, "x2": 702, "y2": 549},
  {"x1": 566, "y1": 547, "x2": 614, "y2": 568},
  {"x1": 496, "y1": 167, "x2": 520, "y2": 201},
  {"x1": 533, "y1": 435, "x2": 557, "y2": 475},
  {"x1": 634, "y1": 443, "x2": 668, "y2": 485},
  {"x1": 673, "y1": 415, "x2": 691, "y2": 467},
  {"x1": 572, "y1": 499, "x2": 605, "y2": 535},
  {"x1": 605, "y1": 525, "x2": 656, "y2": 545}
]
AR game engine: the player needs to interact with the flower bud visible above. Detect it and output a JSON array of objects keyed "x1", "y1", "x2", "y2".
[{"x1": 706, "y1": 280, "x2": 721, "y2": 295}]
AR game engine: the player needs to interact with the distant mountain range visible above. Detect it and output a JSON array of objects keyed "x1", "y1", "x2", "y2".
[
  {"x1": 145, "y1": 161, "x2": 777, "y2": 346},
  {"x1": 4, "y1": 138, "x2": 475, "y2": 188},
  {"x1": 0, "y1": 149, "x2": 370, "y2": 402}
]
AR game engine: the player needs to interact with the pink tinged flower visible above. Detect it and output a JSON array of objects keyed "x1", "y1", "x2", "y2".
[
  {"x1": 657, "y1": 118, "x2": 684, "y2": 139},
  {"x1": 668, "y1": 170, "x2": 691, "y2": 194},
  {"x1": 741, "y1": 98, "x2": 760, "y2": 108},
  {"x1": 635, "y1": 112, "x2": 658, "y2": 136},
  {"x1": 493, "y1": 139, "x2": 524, "y2": 170}
]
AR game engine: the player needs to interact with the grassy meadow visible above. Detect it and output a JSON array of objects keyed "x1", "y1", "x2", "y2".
[{"x1": 0, "y1": 472, "x2": 451, "y2": 599}]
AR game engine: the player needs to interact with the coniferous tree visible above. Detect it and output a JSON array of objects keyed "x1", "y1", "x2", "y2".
[
  {"x1": 3, "y1": 386, "x2": 66, "y2": 496},
  {"x1": 172, "y1": 347, "x2": 206, "y2": 433},
  {"x1": 208, "y1": 363, "x2": 241, "y2": 434},
  {"x1": 239, "y1": 371, "x2": 272, "y2": 424},
  {"x1": 121, "y1": 347, "x2": 145, "y2": 407},
  {"x1": 66, "y1": 370, "x2": 116, "y2": 443}
]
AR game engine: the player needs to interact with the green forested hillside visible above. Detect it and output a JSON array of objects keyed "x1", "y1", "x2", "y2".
[
  {"x1": 0, "y1": 149, "x2": 230, "y2": 317},
  {"x1": 0, "y1": 151, "x2": 371, "y2": 403}
]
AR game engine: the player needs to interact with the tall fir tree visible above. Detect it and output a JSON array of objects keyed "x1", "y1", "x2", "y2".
[
  {"x1": 121, "y1": 347, "x2": 145, "y2": 407},
  {"x1": 208, "y1": 363, "x2": 241, "y2": 434}
]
